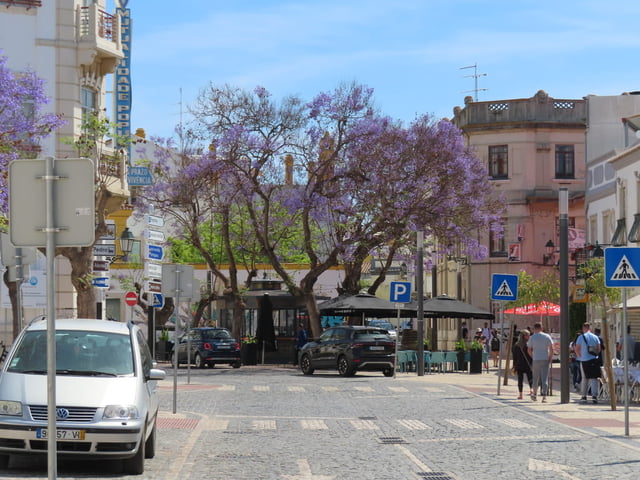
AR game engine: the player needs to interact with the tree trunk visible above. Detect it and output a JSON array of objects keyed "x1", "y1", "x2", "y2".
[
  {"x1": 600, "y1": 316, "x2": 617, "y2": 411},
  {"x1": 303, "y1": 291, "x2": 322, "y2": 339},
  {"x1": 59, "y1": 246, "x2": 95, "y2": 318}
]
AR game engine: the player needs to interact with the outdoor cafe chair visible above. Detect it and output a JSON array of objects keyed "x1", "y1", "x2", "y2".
[
  {"x1": 443, "y1": 351, "x2": 458, "y2": 372},
  {"x1": 429, "y1": 351, "x2": 445, "y2": 373}
]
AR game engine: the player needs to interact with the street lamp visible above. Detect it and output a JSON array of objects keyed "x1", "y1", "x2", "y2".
[
  {"x1": 109, "y1": 227, "x2": 135, "y2": 264},
  {"x1": 543, "y1": 240, "x2": 556, "y2": 265}
]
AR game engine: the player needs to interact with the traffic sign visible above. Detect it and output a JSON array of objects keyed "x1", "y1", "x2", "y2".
[
  {"x1": 144, "y1": 229, "x2": 165, "y2": 242},
  {"x1": 127, "y1": 166, "x2": 153, "y2": 186},
  {"x1": 92, "y1": 260, "x2": 109, "y2": 272},
  {"x1": 146, "y1": 214, "x2": 164, "y2": 228},
  {"x1": 147, "y1": 279, "x2": 162, "y2": 293},
  {"x1": 389, "y1": 281, "x2": 411, "y2": 303},
  {"x1": 604, "y1": 247, "x2": 640, "y2": 287},
  {"x1": 146, "y1": 262, "x2": 162, "y2": 279},
  {"x1": 491, "y1": 274, "x2": 519, "y2": 301},
  {"x1": 146, "y1": 244, "x2": 164, "y2": 261},
  {"x1": 92, "y1": 277, "x2": 109, "y2": 288},
  {"x1": 151, "y1": 293, "x2": 164, "y2": 308},
  {"x1": 93, "y1": 244, "x2": 116, "y2": 257},
  {"x1": 124, "y1": 291, "x2": 137, "y2": 306}
]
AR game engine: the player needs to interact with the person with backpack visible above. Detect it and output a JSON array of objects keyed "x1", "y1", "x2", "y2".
[
  {"x1": 575, "y1": 322, "x2": 602, "y2": 404},
  {"x1": 490, "y1": 329, "x2": 500, "y2": 367}
]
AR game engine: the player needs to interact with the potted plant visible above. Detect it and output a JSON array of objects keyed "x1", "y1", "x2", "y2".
[
  {"x1": 241, "y1": 336, "x2": 258, "y2": 365},
  {"x1": 469, "y1": 339, "x2": 484, "y2": 374},
  {"x1": 455, "y1": 339, "x2": 468, "y2": 372},
  {"x1": 156, "y1": 329, "x2": 172, "y2": 361}
]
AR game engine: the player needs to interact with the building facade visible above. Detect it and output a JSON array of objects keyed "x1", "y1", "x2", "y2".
[{"x1": 452, "y1": 90, "x2": 587, "y2": 321}]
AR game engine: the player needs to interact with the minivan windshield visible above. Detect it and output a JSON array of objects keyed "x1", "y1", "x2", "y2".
[{"x1": 7, "y1": 330, "x2": 134, "y2": 376}]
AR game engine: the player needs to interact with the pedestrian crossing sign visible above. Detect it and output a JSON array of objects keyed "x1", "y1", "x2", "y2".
[
  {"x1": 491, "y1": 274, "x2": 519, "y2": 301},
  {"x1": 604, "y1": 247, "x2": 640, "y2": 287}
]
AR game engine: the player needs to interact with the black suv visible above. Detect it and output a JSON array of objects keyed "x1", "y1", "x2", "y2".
[
  {"x1": 299, "y1": 326, "x2": 395, "y2": 377},
  {"x1": 173, "y1": 328, "x2": 241, "y2": 369}
]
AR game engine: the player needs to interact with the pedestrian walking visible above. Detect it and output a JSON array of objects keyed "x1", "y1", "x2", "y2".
[
  {"x1": 569, "y1": 331, "x2": 582, "y2": 391},
  {"x1": 490, "y1": 329, "x2": 500, "y2": 367},
  {"x1": 575, "y1": 322, "x2": 601, "y2": 404},
  {"x1": 512, "y1": 330, "x2": 533, "y2": 400},
  {"x1": 293, "y1": 323, "x2": 308, "y2": 366},
  {"x1": 527, "y1": 322, "x2": 554, "y2": 403}
]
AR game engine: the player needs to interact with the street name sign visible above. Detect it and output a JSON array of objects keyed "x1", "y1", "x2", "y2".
[
  {"x1": 144, "y1": 229, "x2": 165, "y2": 242},
  {"x1": 389, "y1": 281, "x2": 412, "y2": 303},
  {"x1": 92, "y1": 260, "x2": 110, "y2": 272},
  {"x1": 491, "y1": 273, "x2": 519, "y2": 301},
  {"x1": 146, "y1": 214, "x2": 164, "y2": 228},
  {"x1": 604, "y1": 247, "x2": 640, "y2": 287},
  {"x1": 147, "y1": 279, "x2": 162, "y2": 293},
  {"x1": 146, "y1": 262, "x2": 162, "y2": 279}
]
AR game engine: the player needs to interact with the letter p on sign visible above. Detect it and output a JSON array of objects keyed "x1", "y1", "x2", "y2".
[{"x1": 390, "y1": 281, "x2": 411, "y2": 303}]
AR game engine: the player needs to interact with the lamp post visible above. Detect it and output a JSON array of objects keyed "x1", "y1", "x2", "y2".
[
  {"x1": 96, "y1": 227, "x2": 136, "y2": 319},
  {"x1": 559, "y1": 187, "x2": 570, "y2": 404}
]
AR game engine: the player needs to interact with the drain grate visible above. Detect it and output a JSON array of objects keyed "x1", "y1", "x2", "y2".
[
  {"x1": 379, "y1": 437, "x2": 407, "y2": 444},
  {"x1": 417, "y1": 473, "x2": 454, "y2": 480}
]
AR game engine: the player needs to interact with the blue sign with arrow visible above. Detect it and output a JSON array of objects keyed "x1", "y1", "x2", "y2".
[
  {"x1": 147, "y1": 244, "x2": 164, "y2": 261},
  {"x1": 604, "y1": 247, "x2": 640, "y2": 287},
  {"x1": 491, "y1": 274, "x2": 519, "y2": 301}
]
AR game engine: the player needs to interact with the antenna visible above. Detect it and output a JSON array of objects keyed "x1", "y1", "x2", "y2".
[{"x1": 460, "y1": 63, "x2": 488, "y2": 101}]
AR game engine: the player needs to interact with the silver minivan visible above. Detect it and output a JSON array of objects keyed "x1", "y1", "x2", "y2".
[{"x1": 0, "y1": 318, "x2": 165, "y2": 475}]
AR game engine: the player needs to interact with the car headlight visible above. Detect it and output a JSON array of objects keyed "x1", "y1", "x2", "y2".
[
  {"x1": 103, "y1": 405, "x2": 139, "y2": 420},
  {"x1": 0, "y1": 400, "x2": 23, "y2": 416}
]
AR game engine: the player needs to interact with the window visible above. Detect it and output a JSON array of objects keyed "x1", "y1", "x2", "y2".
[
  {"x1": 488, "y1": 145, "x2": 508, "y2": 179},
  {"x1": 555, "y1": 145, "x2": 574, "y2": 179},
  {"x1": 489, "y1": 225, "x2": 506, "y2": 257},
  {"x1": 81, "y1": 87, "x2": 96, "y2": 120}
]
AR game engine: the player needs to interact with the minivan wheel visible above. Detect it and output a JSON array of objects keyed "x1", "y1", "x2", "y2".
[
  {"x1": 122, "y1": 431, "x2": 145, "y2": 474},
  {"x1": 194, "y1": 353, "x2": 205, "y2": 369},
  {"x1": 231, "y1": 361, "x2": 241, "y2": 368},
  {"x1": 300, "y1": 354, "x2": 314, "y2": 375},
  {"x1": 382, "y1": 367, "x2": 394, "y2": 377},
  {"x1": 337, "y1": 356, "x2": 355, "y2": 377},
  {"x1": 144, "y1": 420, "x2": 156, "y2": 459}
]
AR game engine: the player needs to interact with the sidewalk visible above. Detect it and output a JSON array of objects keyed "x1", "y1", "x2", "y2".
[{"x1": 398, "y1": 361, "x2": 640, "y2": 441}]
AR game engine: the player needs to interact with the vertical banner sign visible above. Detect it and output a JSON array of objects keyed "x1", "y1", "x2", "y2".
[{"x1": 115, "y1": 1, "x2": 132, "y2": 160}]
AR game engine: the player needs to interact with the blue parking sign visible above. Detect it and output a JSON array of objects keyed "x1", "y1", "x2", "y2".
[{"x1": 389, "y1": 281, "x2": 411, "y2": 303}]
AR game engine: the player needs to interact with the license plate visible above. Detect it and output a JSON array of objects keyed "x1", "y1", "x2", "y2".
[
  {"x1": 36, "y1": 428, "x2": 85, "y2": 440},
  {"x1": 370, "y1": 346, "x2": 385, "y2": 351},
  {"x1": 217, "y1": 345, "x2": 231, "y2": 349}
]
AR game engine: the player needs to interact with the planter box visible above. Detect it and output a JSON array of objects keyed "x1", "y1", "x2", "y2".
[
  {"x1": 469, "y1": 349, "x2": 483, "y2": 374},
  {"x1": 241, "y1": 343, "x2": 258, "y2": 365}
]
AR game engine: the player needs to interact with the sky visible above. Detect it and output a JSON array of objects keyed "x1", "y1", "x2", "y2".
[{"x1": 114, "y1": 0, "x2": 640, "y2": 141}]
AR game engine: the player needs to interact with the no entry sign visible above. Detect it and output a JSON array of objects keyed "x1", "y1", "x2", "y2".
[{"x1": 125, "y1": 291, "x2": 137, "y2": 306}]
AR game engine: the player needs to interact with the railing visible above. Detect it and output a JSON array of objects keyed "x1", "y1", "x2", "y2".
[
  {"x1": 79, "y1": 6, "x2": 117, "y2": 42},
  {"x1": 0, "y1": 0, "x2": 42, "y2": 8}
]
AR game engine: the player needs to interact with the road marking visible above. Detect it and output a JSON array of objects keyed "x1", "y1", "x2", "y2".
[
  {"x1": 397, "y1": 419, "x2": 432, "y2": 430},
  {"x1": 499, "y1": 418, "x2": 536, "y2": 428},
  {"x1": 301, "y1": 419, "x2": 328, "y2": 430},
  {"x1": 165, "y1": 413, "x2": 207, "y2": 479},
  {"x1": 350, "y1": 419, "x2": 379, "y2": 430},
  {"x1": 423, "y1": 387, "x2": 445, "y2": 393},
  {"x1": 416, "y1": 434, "x2": 576, "y2": 443},
  {"x1": 252, "y1": 420, "x2": 276, "y2": 430},
  {"x1": 388, "y1": 386, "x2": 409, "y2": 393},
  {"x1": 528, "y1": 458, "x2": 581, "y2": 480},
  {"x1": 394, "y1": 444, "x2": 431, "y2": 472},
  {"x1": 217, "y1": 384, "x2": 236, "y2": 391},
  {"x1": 288, "y1": 386, "x2": 306, "y2": 392},
  {"x1": 354, "y1": 386, "x2": 374, "y2": 392},
  {"x1": 322, "y1": 386, "x2": 338, "y2": 392},
  {"x1": 445, "y1": 418, "x2": 483, "y2": 429},
  {"x1": 253, "y1": 385, "x2": 270, "y2": 392},
  {"x1": 281, "y1": 459, "x2": 335, "y2": 480},
  {"x1": 205, "y1": 419, "x2": 229, "y2": 430}
]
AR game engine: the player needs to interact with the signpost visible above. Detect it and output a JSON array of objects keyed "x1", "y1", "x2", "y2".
[
  {"x1": 491, "y1": 274, "x2": 519, "y2": 395},
  {"x1": 604, "y1": 246, "x2": 640, "y2": 436},
  {"x1": 389, "y1": 281, "x2": 411, "y2": 378}
]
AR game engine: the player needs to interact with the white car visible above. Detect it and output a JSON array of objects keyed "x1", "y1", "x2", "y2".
[
  {"x1": 367, "y1": 320, "x2": 397, "y2": 339},
  {"x1": 0, "y1": 318, "x2": 165, "y2": 475}
]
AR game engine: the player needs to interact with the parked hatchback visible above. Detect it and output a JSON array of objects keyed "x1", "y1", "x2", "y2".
[
  {"x1": 173, "y1": 327, "x2": 241, "y2": 369},
  {"x1": 0, "y1": 318, "x2": 165, "y2": 475},
  {"x1": 299, "y1": 326, "x2": 395, "y2": 377}
]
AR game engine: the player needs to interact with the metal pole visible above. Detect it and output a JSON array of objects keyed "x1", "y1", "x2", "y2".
[
  {"x1": 15, "y1": 248, "x2": 23, "y2": 330},
  {"x1": 623, "y1": 287, "x2": 629, "y2": 436},
  {"x1": 559, "y1": 187, "x2": 570, "y2": 403},
  {"x1": 497, "y1": 302, "x2": 504, "y2": 395},
  {"x1": 45, "y1": 156, "x2": 57, "y2": 479},
  {"x1": 416, "y1": 231, "x2": 425, "y2": 376}
]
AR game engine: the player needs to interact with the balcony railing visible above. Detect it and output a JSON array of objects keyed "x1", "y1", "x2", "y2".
[
  {"x1": 0, "y1": 0, "x2": 42, "y2": 8},
  {"x1": 80, "y1": 6, "x2": 117, "y2": 42}
]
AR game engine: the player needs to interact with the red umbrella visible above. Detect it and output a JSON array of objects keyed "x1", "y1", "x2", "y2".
[{"x1": 503, "y1": 301, "x2": 560, "y2": 316}]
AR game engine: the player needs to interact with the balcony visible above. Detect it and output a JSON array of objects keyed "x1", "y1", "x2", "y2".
[
  {"x1": 0, "y1": 0, "x2": 42, "y2": 8},
  {"x1": 77, "y1": 4, "x2": 123, "y2": 75}
]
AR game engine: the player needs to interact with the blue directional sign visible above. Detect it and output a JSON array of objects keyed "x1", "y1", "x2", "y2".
[
  {"x1": 147, "y1": 244, "x2": 164, "y2": 261},
  {"x1": 151, "y1": 293, "x2": 164, "y2": 308},
  {"x1": 604, "y1": 247, "x2": 640, "y2": 287},
  {"x1": 390, "y1": 281, "x2": 412, "y2": 303},
  {"x1": 491, "y1": 274, "x2": 519, "y2": 301},
  {"x1": 92, "y1": 277, "x2": 109, "y2": 288},
  {"x1": 127, "y1": 166, "x2": 153, "y2": 186}
]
